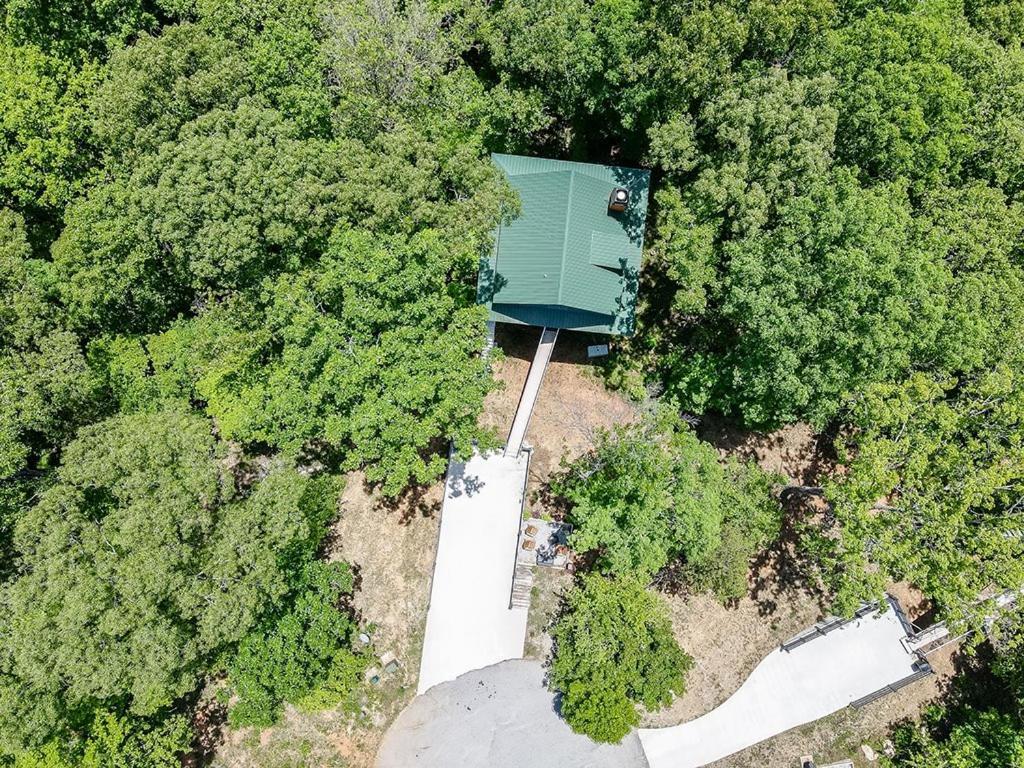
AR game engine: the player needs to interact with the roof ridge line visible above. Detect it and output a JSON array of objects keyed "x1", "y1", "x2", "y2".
[{"x1": 557, "y1": 169, "x2": 575, "y2": 306}]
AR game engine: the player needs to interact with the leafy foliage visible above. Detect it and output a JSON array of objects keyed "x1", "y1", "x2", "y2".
[
  {"x1": 0, "y1": 39, "x2": 97, "y2": 218},
  {"x1": 554, "y1": 409, "x2": 781, "y2": 600},
  {"x1": 0, "y1": 409, "x2": 338, "y2": 746},
  {"x1": 0, "y1": 209, "x2": 104, "y2": 478},
  {"x1": 538, "y1": 1, "x2": 1024, "y2": 430},
  {"x1": 13, "y1": 712, "x2": 192, "y2": 768},
  {"x1": 808, "y1": 363, "x2": 1024, "y2": 626},
  {"x1": 883, "y1": 608, "x2": 1024, "y2": 767},
  {"x1": 1, "y1": 1, "x2": 509, "y2": 755},
  {"x1": 550, "y1": 574, "x2": 691, "y2": 743},
  {"x1": 227, "y1": 562, "x2": 364, "y2": 727},
  {"x1": 885, "y1": 706, "x2": 1024, "y2": 768}
]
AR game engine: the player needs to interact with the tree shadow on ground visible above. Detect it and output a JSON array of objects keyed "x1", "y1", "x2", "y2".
[
  {"x1": 494, "y1": 321, "x2": 618, "y2": 365},
  {"x1": 530, "y1": 475, "x2": 573, "y2": 521},
  {"x1": 934, "y1": 640, "x2": 1008, "y2": 711},
  {"x1": 697, "y1": 413, "x2": 842, "y2": 487},
  {"x1": 183, "y1": 694, "x2": 227, "y2": 767},
  {"x1": 747, "y1": 491, "x2": 833, "y2": 618},
  {"x1": 375, "y1": 480, "x2": 442, "y2": 525}
]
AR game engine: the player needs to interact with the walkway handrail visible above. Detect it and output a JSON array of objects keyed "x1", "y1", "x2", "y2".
[
  {"x1": 507, "y1": 447, "x2": 533, "y2": 610},
  {"x1": 848, "y1": 661, "x2": 933, "y2": 709},
  {"x1": 781, "y1": 601, "x2": 880, "y2": 652}
]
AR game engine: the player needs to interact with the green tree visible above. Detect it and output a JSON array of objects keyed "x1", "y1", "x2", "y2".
[
  {"x1": 89, "y1": 23, "x2": 251, "y2": 165},
  {"x1": 0, "y1": 0, "x2": 177, "y2": 59},
  {"x1": 0, "y1": 38, "x2": 97, "y2": 223},
  {"x1": 885, "y1": 706, "x2": 1024, "y2": 768},
  {"x1": 96, "y1": 229, "x2": 497, "y2": 495},
  {"x1": 13, "y1": 712, "x2": 192, "y2": 768},
  {"x1": 0, "y1": 409, "x2": 338, "y2": 747},
  {"x1": 640, "y1": 66, "x2": 953, "y2": 426},
  {"x1": 916, "y1": 183, "x2": 1024, "y2": 374},
  {"x1": 1, "y1": 210, "x2": 104, "y2": 477},
  {"x1": 52, "y1": 99, "x2": 341, "y2": 333},
  {"x1": 227, "y1": 561, "x2": 364, "y2": 727},
  {"x1": 554, "y1": 410, "x2": 781, "y2": 600},
  {"x1": 0, "y1": 330, "x2": 104, "y2": 477},
  {"x1": 809, "y1": 363, "x2": 1024, "y2": 625},
  {"x1": 550, "y1": 574, "x2": 691, "y2": 743},
  {"x1": 818, "y1": 8, "x2": 979, "y2": 191}
]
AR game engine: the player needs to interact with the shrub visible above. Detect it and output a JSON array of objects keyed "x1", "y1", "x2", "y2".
[
  {"x1": 227, "y1": 561, "x2": 365, "y2": 727},
  {"x1": 550, "y1": 575, "x2": 692, "y2": 743}
]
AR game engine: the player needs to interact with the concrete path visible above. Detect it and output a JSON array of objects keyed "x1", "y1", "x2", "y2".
[
  {"x1": 379, "y1": 660, "x2": 648, "y2": 768},
  {"x1": 416, "y1": 449, "x2": 530, "y2": 694},
  {"x1": 639, "y1": 604, "x2": 918, "y2": 768},
  {"x1": 389, "y1": 597, "x2": 924, "y2": 768},
  {"x1": 505, "y1": 327, "x2": 558, "y2": 458}
]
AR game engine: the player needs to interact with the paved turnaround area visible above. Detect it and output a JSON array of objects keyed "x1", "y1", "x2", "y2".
[
  {"x1": 416, "y1": 449, "x2": 530, "y2": 695},
  {"x1": 380, "y1": 660, "x2": 649, "y2": 768},
  {"x1": 639, "y1": 604, "x2": 919, "y2": 768}
]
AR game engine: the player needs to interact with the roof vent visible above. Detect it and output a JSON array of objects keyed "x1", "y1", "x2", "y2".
[{"x1": 608, "y1": 187, "x2": 629, "y2": 213}]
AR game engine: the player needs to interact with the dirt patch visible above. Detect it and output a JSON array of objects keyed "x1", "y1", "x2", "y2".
[
  {"x1": 330, "y1": 474, "x2": 442, "y2": 672},
  {"x1": 698, "y1": 416, "x2": 836, "y2": 486},
  {"x1": 481, "y1": 324, "x2": 641, "y2": 510},
  {"x1": 888, "y1": 581, "x2": 935, "y2": 626},
  {"x1": 213, "y1": 472, "x2": 443, "y2": 768},
  {"x1": 524, "y1": 567, "x2": 572, "y2": 661},
  {"x1": 212, "y1": 708, "x2": 351, "y2": 768}
]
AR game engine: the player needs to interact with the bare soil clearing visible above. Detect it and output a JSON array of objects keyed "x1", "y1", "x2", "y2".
[
  {"x1": 480, "y1": 324, "x2": 641, "y2": 507},
  {"x1": 698, "y1": 416, "x2": 835, "y2": 486},
  {"x1": 524, "y1": 566, "x2": 572, "y2": 660}
]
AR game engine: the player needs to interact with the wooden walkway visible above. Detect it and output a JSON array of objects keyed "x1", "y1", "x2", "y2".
[{"x1": 505, "y1": 327, "x2": 558, "y2": 458}]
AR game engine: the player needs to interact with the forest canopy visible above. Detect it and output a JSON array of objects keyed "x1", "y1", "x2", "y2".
[{"x1": 1, "y1": 0, "x2": 1023, "y2": 761}]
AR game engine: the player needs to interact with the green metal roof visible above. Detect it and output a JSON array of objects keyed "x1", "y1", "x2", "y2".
[{"x1": 478, "y1": 154, "x2": 649, "y2": 336}]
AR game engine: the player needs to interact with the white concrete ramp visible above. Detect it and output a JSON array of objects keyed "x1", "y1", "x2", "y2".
[
  {"x1": 505, "y1": 327, "x2": 558, "y2": 458},
  {"x1": 639, "y1": 605, "x2": 918, "y2": 768},
  {"x1": 417, "y1": 450, "x2": 530, "y2": 694}
]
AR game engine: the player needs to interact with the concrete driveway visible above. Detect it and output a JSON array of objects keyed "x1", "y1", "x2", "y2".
[
  {"x1": 639, "y1": 604, "x2": 919, "y2": 768},
  {"x1": 416, "y1": 449, "x2": 531, "y2": 694}
]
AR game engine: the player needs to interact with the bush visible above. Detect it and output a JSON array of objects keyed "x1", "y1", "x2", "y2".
[
  {"x1": 553, "y1": 409, "x2": 781, "y2": 600},
  {"x1": 13, "y1": 712, "x2": 191, "y2": 768},
  {"x1": 227, "y1": 561, "x2": 365, "y2": 727},
  {"x1": 550, "y1": 575, "x2": 692, "y2": 743}
]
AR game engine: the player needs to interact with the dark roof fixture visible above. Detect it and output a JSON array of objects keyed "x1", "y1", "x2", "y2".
[{"x1": 608, "y1": 187, "x2": 629, "y2": 213}]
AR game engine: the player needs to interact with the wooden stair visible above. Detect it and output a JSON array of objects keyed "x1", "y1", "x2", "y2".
[{"x1": 510, "y1": 563, "x2": 535, "y2": 610}]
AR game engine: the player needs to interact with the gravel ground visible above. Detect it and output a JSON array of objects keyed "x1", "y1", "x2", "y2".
[{"x1": 375, "y1": 660, "x2": 648, "y2": 768}]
